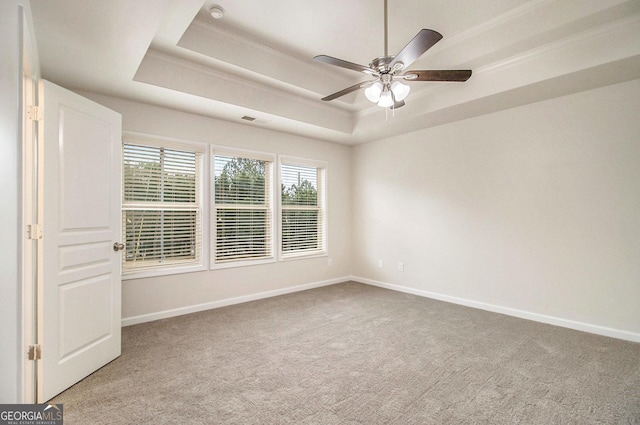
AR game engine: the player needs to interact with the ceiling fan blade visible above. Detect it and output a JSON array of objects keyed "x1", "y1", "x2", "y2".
[
  {"x1": 389, "y1": 29, "x2": 443, "y2": 71},
  {"x1": 403, "y1": 70, "x2": 472, "y2": 82},
  {"x1": 314, "y1": 55, "x2": 377, "y2": 75},
  {"x1": 392, "y1": 100, "x2": 405, "y2": 109},
  {"x1": 321, "y1": 81, "x2": 371, "y2": 101}
]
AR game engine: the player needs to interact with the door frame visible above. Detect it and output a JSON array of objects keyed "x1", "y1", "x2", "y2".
[{"x1": 20, "y1": 1, "x2": 40, "y2": 404}]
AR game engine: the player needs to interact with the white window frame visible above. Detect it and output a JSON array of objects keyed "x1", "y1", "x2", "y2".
[
  {"x1": 278, "y1": 155, "x2": 327, "y2": 261},
  {"x1": 122, "y1": 133, "x2": 208, "y2": 280},
  {"x1": 211, "y1": 147, "x2": 276, "y2": 269}
]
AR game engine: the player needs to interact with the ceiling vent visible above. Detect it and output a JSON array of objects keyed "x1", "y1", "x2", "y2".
[{"x1": 240, "y1": 115, "x2": 270, "y2": 125}]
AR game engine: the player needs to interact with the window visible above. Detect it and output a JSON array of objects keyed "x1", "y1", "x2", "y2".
[
  {"x1": 212, "y1": 149, "x2": 275, "y2": 267},
  {"x1": 122, "y1": 137, "x2": 206, "y2": 277},
  {"x1": 280, "y1": 157, "x2": 326, "y2": 258}
]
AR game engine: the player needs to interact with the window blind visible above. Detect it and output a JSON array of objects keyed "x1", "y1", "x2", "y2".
[
  {"x1": 213, "y1": 154, "x2": 273, "y2": 264},
  {"x1": 281, "y1": 162, "x2": 326, "y2": 257},
  {"x1": 122, "y1": 143, "x2": 202, "y2": 273}
]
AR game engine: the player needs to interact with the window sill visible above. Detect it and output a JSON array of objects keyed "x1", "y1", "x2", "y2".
[
  {"x1": 280, "y1": 250, "x2": 328, "y2": 262},
  {"x1": 122, "y1": 262, "x2": 207, "y2": 281},
  {"x1": 210, "y1": 257, "x2": 277, "y2": 270}
]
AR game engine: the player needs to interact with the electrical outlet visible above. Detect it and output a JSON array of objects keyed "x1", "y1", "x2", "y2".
[
  {"x1": 328, "y1": 258, "x2": 333, "y2": 266},
  {"x1": 378, "y1": 259, "x2": 383, "y2": 268},
  {"x1": 398, "y1": 262, "x2": 404, "y2": 272}
]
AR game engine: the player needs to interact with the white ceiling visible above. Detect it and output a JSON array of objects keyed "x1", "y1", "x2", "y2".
[{"x1": 30, "y1": 0, "x2": 640, "y2": 145}]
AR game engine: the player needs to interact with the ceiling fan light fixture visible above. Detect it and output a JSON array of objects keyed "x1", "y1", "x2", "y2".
[
  {"x1": 365, "y1": 81, "x2": 383, "y2": 102},
  {"x1": 390, "y1": 81, "x2": 410, "y2": 101},
  {"x1": 377, "y1": 89, "x2": 394, "y2": 108}
]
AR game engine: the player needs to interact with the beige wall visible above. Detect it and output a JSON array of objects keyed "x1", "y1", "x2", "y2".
[
  {"x1": 82, "y1": 93, "x2": 352, "y2": 324},
  {"x1": 352, "y1": 79, "x2": 640, "y2": 341},
  {"x1": 83, "y1": 78, "x2": 640, "y2": 341}
]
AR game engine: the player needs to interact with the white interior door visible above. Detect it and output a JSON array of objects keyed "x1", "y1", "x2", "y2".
[{"x1": 38, "y1": 80, "x2": 122, "y2": 402}]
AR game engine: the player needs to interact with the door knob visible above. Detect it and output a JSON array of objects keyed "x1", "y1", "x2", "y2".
[{"x1": 113, "y1": 242, "x2": 125, "y2": 252}]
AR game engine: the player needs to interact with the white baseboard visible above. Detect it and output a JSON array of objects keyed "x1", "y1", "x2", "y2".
[
  {"x1": 121, "y1": 276, "x2": 348, "y2": 327},
  {"x1": 351, "y1": 276, "x2": 640, "y2": 344}
]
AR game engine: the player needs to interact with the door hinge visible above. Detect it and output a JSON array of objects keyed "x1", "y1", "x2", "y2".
[
  {"x1": 27, "y1": 223, "x2": 43, "y2": 240},
  {"x1": 28, "y1": 344, "x2": 42, "y2": 361},
  {"x1": 27, "y1": 105, "x2": 43, "y2": 121}
]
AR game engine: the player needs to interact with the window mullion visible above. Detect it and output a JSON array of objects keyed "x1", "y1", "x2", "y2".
[
  {"x1": 282, "y1": 205, "x2": 319, "y2": 212},
  {"x1": 160, "y1": 148, "x2": 165, "y2": 260}
]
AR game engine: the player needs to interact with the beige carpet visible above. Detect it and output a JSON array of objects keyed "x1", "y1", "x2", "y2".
[{"x1": 52, "y1": 281, "x2": 640, "y2": 424}]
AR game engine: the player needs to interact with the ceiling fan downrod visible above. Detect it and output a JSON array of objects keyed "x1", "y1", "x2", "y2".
[{"x1": 384, "y1": 0, "x2": 389, "y2": 57}]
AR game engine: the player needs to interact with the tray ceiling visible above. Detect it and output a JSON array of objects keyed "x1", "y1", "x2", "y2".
[{"x1": 31, "y1": 0, "x2": 640, "y2": 144}]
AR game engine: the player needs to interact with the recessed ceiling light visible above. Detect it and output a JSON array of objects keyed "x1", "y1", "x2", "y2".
[{"x1": 209, "y1": 5, "x2": 224, "y2": 19}]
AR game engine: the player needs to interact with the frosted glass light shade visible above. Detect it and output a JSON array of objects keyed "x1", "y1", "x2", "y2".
[
  {"x1": 377, "y1": 90, "x2": 394, "y2": 107},
  {"x1": 365, "y1": 82, "x2": 383, "y2": 103},
  {"x1": 391, "y1": 81, "x2": 410, "y2": 101}
]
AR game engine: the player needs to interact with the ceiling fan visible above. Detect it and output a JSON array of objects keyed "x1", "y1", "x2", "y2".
[{"x1": 314, "y1": 0, "x2": 472, "y2": 108}]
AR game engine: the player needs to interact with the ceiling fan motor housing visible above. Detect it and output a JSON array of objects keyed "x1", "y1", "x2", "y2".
[{"x1": 370, "y1": 56, "x2": 397, "y2": 74}]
